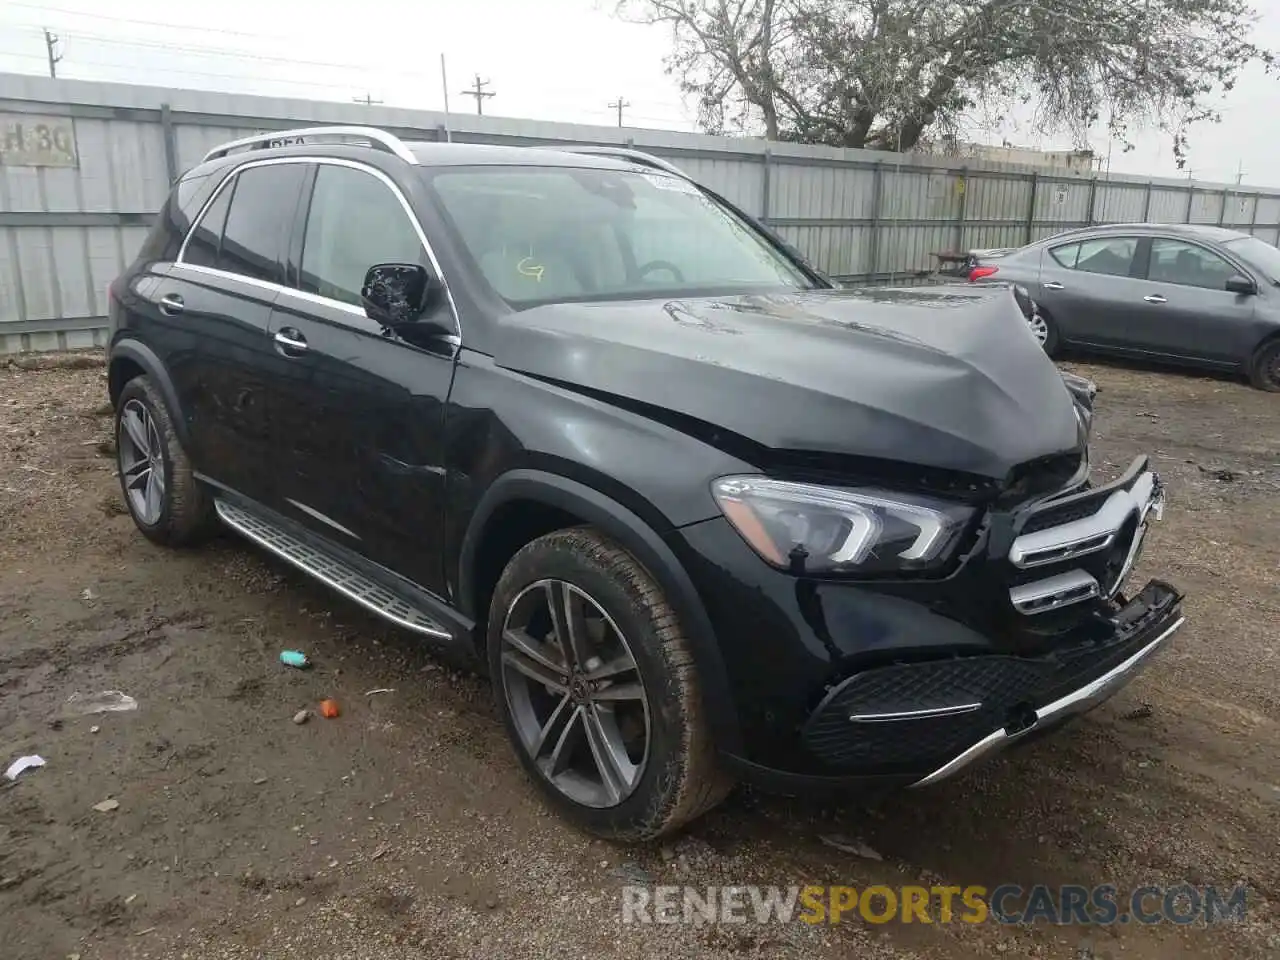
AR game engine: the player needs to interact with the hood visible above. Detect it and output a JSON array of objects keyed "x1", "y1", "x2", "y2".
[{"x1": 492, "y1": 286, "x2": 1082, "y2": 481}]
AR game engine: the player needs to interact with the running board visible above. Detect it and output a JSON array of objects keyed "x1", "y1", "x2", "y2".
[{"x1": 214, "y1": 498, "x2": 452, "y2": 640}]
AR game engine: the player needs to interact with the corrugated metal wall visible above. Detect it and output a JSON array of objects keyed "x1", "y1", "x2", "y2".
[{"x1": 6, "y1": 73, "x2": 1280, "y2": 354}]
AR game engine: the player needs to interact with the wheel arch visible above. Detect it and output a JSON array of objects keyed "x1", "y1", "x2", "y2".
[
  {"x1": 458, "y1": 469, "x2": 742, "y2": 755},
  {"x1": 108, "y1": 339, "x2": 190, "y2": 448}
]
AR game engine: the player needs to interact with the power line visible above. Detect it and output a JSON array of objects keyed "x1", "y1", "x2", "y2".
[
  {"x1": 42, "y1": 27, "x2": 61, "y2": 78},
  {"x1": 461, "y1": 74, "x2": 495, "y2": 116},
  {"x1": 607, "y1": 95, "x2": 631, "y2": 128},
  {"x1": 6, "y1": 2, "x2": 286, "y2": 41}
]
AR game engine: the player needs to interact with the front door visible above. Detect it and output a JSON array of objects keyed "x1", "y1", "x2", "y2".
[
  {"x1": 161, "y1": 161, "x2": 307, "y2": 507},
  {"x1": 266, "y1": 161, "x2": 458, "y2": 596},
  {"x1": 1131, "y1": 237, "x2": 1260, "y2": 363}
]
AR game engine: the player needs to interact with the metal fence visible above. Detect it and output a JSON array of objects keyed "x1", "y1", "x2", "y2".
[{"x1": 5, "y1": 72, "x2": 1280, "y2": 354}]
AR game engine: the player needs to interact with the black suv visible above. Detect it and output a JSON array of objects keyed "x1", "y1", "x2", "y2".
[{"x1": 107, "y1": 127, "x2": 1185, "y2": 840}]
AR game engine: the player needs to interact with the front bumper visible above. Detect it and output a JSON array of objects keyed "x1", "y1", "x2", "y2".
[
  {"x1": 672, "y1": 454, "x2": 1185, "y2": 791},
  {"x1": 802, "y1": 579, "x2": 1183, "y2": 787}
]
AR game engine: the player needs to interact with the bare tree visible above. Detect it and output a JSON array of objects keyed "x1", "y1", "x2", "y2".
[{"x1": 619, "y1": 0, "x2": 1271, "y2": 164}]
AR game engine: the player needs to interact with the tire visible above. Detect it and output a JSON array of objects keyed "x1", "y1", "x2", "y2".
[
  {"x1": 1247, "y1": 339, "x2": 1280, "y2": 392},
  {"x1": 114, "y1": 375, "x2": 218, "y2": 546},
  {"x1": 1034, "y1": 306, "x2": 1061, "y2": 357},
  {"x1": 487, "y1": 527, "x2": 733, "y2": 841}
]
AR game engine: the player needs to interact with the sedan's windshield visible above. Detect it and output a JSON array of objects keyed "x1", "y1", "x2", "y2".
[
  {"x1": 427, "y1": 166, "x2": 813, "y2": 307},
  {"x1": 1224, "y1": 235, "x2": 1280, "y2": 283}
]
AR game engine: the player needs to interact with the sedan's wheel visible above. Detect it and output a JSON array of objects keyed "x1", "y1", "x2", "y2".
[
  {"x1": 1027, "y1": 311, "x2": 1049, "y2": 347},
  {"x1": 114, "y1": 375, "x2": 217, "y2": 546},
  {"x1": 1033, "y1": 306, "x2": 1061, "y2": 357},
  {"x1": 1248, "y1": 339, "x2": 1280, "y2": 392},
  {"x1": 488, "y1": 527, "x2": 732, "y2": 840}
]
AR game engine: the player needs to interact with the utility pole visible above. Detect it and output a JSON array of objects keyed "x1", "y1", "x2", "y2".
[
  {"x1": 43, "y1": 28, "x2": 62, "y2": 79},
  {"x1": 608, "y1": 95, "x2": 630, "y2": 128},
  {"x1": 461, "y1": 74, "x2": 495, "y2": 116},
  {"x1": 1235, "y1": 159, "x2": 1245, "y2": 186},
  {"x1": 352, "y1": 93, "x2": 383, "y2": 106}
]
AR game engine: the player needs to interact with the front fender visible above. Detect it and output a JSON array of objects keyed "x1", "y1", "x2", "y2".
[{"x1": 458, "y1": 469, "x2": 743, "y2": 755}]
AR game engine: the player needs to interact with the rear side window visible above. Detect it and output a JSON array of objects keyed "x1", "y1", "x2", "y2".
[
  {"x1": 1048, "y1": 242, "x2": 1080, "y2": 268},
  {"x1": 181, "y1": 163, "x2": 305, "y2": 280},
  {"x1": 1048, "y1": 237, "x2": 1138, "y2": 276},
  {"x1": 220, "y1": 165, "x2": 306, "y2": 283},
  {"x1": 183, "y1": 182, "x2": 233, "y2": 268},
  {"x1": 299, "y1": 165, "x2": 424, "y2": 306}
]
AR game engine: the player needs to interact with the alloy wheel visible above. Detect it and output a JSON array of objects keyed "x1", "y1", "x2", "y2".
[
  {"x1": 117, "y1": 398, "x2": 167, "y2": 525},
  {"x1": 499, "y1": 578, "x2": 651, "y2": 808}
]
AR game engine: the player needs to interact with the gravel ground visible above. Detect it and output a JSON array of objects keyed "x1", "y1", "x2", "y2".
[{"x1": 1, "y1": 353, "x2": 1277, "y2": 960}]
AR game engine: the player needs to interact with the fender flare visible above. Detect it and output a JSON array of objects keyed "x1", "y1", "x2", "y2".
[
  {"x1": 458, "y1": 469, "x2": 742, "y2": 755},
  {"x1": 108, "y1": 338, "x2": 190, "y2": 448}
]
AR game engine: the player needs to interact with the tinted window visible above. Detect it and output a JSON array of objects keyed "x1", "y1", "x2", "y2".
[
  {"x1": 1149, "y1": 238, "x2": 1238, "y2": 290},
  {"x1": 1073, "y1": 237, "x2": 1138, "y2": 277},
  {"x1": 300, "y1": 165, "x2": 424, "y2": 305},
  {"x1": 429, "y1": 167, "x2": 810, "y2": 307},
  {"x1": 175, "y1": 173, "x2": 210, "y2": 221},
  {"x1": 183, "y1": 180, "x2": 232, "y2": 268},
  {"x1": 219, "y1": 164, "x2": 305, "y2": 283}
]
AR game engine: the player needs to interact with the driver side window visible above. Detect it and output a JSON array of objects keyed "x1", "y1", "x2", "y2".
[
  {"x1": 300, "y1": 165, "x2": 425, "y2": 306},
  {"x1": 1148, "y1": 238, "x2": 1237, "y2": 291}
]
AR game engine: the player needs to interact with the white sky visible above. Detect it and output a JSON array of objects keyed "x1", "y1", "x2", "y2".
[{"x1": 1, "y1": 0, "x2": 1278, "y2": 186}]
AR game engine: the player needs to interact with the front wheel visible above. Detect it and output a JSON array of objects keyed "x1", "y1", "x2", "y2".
[{"x1": 487, "y1": 527, "x2": 732, "y2": 841}]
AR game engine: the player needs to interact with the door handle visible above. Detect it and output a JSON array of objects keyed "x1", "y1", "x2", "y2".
[
  {"x1": 1042, "y1": 281, "x2": 1064, "y2": 291},
  {"x1": 273, "y1": 329, "x2": 308, "y2": 354},
  {"x1": 158, "y1": 293, "x2": 185, "y2": 316},
  {"x1": 1143, "y1": 295, "x2": 1167, "y2": 304}
]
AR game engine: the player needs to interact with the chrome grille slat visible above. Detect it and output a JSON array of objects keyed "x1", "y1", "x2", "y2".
[{"x1": 214, "y1": 499, "x2": 450, "y2": 639}]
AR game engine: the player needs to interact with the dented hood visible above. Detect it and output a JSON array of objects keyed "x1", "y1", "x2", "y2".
[{"x1": 492, "y1": 286, "x2": 1083, "y2": 480}]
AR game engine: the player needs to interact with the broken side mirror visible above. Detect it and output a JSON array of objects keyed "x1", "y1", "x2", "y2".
[{"x1": 361, "y1": 262, "x2": 438, "y2": 327}]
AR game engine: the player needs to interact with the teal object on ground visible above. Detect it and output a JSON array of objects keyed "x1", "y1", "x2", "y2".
[{"x1": 279, "y1": 650, "x2": 311, "y2": 669}]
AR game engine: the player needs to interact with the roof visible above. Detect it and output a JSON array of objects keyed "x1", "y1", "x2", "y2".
[{"x1": 1041, "y1": 222, "x2": 1253, "y2": 244}]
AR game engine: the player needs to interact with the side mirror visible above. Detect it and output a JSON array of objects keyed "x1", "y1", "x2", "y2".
[
  {"x1": 1225, "y1": 275, "x2": 1257, "y2": 295},
  {"x1": 361, "y1": 263, "x2": 434, "y2": 327}
]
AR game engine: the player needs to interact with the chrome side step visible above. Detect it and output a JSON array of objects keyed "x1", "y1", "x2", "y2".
[{"x1": 214, "y1": 498, "x2": 452, "y2": 640}]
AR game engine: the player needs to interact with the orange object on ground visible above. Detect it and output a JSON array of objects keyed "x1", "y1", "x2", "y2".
[{"x1": 319, "y1": 699, "x2": 340, "y2": 718}]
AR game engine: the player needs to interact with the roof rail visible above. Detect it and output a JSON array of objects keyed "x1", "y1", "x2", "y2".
[
  {"x1": 201, "y1": 126, "x2": 418, "y2": 165},
  {"x1": 552, "y1": 145, "x2": 691, "y2": 180}
]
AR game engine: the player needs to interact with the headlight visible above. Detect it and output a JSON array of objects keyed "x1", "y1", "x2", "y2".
[{"x1": 711, "y1": 477, "x2": 974, "y2": 574}]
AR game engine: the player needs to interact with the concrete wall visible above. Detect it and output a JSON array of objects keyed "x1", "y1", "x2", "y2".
[{"x1": 4, "y1": 73, "x2": 1280, "y2": 354}]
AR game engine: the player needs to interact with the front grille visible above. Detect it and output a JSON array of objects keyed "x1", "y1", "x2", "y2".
[
  {"x1": 1001, "y1": 452, "x2": 1084, "y2": 504},
  {"x1": 1020, "y1": 496, "x2": 1103, "y2": 534}
]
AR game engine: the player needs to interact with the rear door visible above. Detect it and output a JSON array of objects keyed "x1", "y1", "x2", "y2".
[
  {"x1": 161, "y1": 160, "x2": 308, "y2": 507},
  {"x1": 1132, "y1": 237, "x2": 1259, "y2": 363},
  {"x1": 265, "y1": 160, "x2": 458, "y2": 595},
  {"x1": 1035, "y1": 235, "x2": 1149, "y2": 348}
]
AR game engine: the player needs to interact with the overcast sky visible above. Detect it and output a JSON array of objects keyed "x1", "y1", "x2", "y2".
[{"x1": 1, "y1": 0, "x2": 1278, "y2": 186}]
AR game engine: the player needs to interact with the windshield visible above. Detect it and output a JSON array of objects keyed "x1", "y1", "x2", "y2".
[
  {"x1": 427, "y1": 166, "x2": 813, "y2": 307},
  {"x1": 1223, "y1": 235, "x2": 1280, "y2": 283}
]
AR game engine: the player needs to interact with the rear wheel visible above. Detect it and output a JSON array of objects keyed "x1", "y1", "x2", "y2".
[
  {"x1": 487, "y1": 527, "x2": 732, "y2": 841},
  {"x1": 1032, "y1": 306, "x2": 1060, "y2": 357},
  {"x1": 114, "y1": 376, "x2": 217, "y2": 546},
  {"x1": 1248, "y1": 339, "x2": 1280, "y2": 392}
]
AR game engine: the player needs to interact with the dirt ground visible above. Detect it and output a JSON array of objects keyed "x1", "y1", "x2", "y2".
[{"x1": 1, "y1": 353, "x2": 1277, "y2": 960}]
